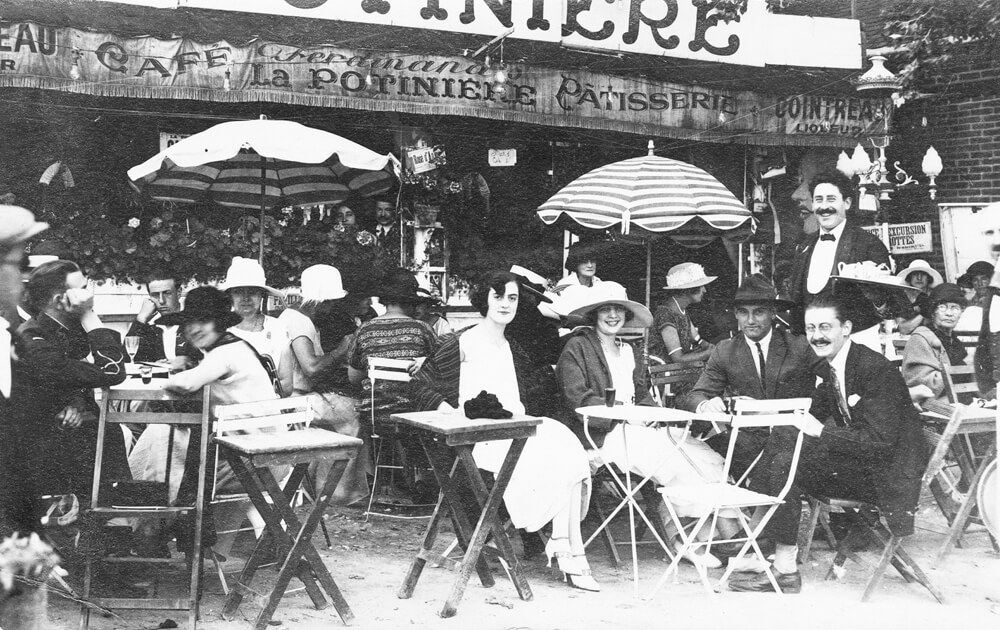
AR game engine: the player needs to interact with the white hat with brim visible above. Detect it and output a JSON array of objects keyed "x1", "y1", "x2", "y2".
[
  {"x1": 221, "y1": 256, "x2": 285, "y2": 299},
  {"x1": 896, "y1": 259, "x2": 943, "y2": 287},
  {"x1": 568, "y1": 281, "x2": 653, "y2": 327},
  {"x1": 509, "y1": 265, "x2": 555, "y2": 304},
  {"x1": 0, "y1": 205, "x2": 48, "y2": 248},
  {"x1": 831, "y1": 261, "x2": 919, "y2": 296},
  {"x1": 663, "y1": 262, "x2": 717, "y2": 290}
]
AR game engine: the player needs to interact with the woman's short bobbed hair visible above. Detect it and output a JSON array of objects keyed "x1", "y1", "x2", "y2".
[{"x1": 470, "y1": 271, "x2": 520, "y2": 317}]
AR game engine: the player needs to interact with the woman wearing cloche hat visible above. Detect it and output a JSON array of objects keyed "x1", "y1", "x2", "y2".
[
  {"x1": 556, "y1": 281, "x2": 739, "y2": 569},
  {"x1": 901, "y1": 283, "x2": 968, "y2": 405},
  {"x1": 648, "y1": 263, "x2": 717, "y2": 365}
]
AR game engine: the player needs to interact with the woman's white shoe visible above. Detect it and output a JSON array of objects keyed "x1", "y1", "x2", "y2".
[{"x1": 674, "y1": 540, "x2": 722, "y2": 570}]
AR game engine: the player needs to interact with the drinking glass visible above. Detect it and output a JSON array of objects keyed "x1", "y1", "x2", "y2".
[{"x1": 124, "y1": 335, "x2": 140, "y2": 363}]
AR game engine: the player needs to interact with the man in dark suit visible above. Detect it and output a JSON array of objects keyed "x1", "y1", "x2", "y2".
[
  {"x1": 125, "y1": 270, "x2": 197, "y2": 367},
  {"x1": 11, "y1": 260, "x2": 129, "y2": 530},
  {"x1": 730, "y1": 292, "x2": 928, "y2": 593},
  {"x1": 372, "y1": 198, "x2": 401, "y2": 263},
  {"x1": 681, "y1": 274, "x2": 821, "y2": 479},
  {"x1": 787, "y1": 170, "x2": 890, "y2": 329}
]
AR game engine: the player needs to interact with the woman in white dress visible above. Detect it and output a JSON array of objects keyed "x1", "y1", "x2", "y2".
[
  {"x1": 556, "y1": 282, "x2": 739, "y2": 569},
  {"x1": 411, "y1": 271, "x2": 599, "y2": 592}
]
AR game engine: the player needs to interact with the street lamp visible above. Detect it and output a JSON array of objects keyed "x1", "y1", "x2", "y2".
[{"x1": 840, "y1": 53, "x2": 943, "y2": 205}]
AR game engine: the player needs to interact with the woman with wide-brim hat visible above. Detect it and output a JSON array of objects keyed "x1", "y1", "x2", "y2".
[
  {"x1": 830, "y1": 261, "x2": 923, "y2": 348},
  {"x1": 648, "y1": 263, "x2": 717, "y2": 364},
  {"x1": 221, "y1": 256, "x2": 292, "y2": 394},
  {"x1": 897, "y1": 259, "x2": 943, "y2": 330},
  {"x1": 157, "y1": 286, "x2": 288, "y2": 559},
  {"x1": 556, "y1": 281, "x2": 737, "y2": 570}
]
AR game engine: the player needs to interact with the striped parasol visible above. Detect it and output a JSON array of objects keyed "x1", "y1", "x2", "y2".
[
  {"x1": 537, "y1": 147, "x2": 754, "y2": 246},
  {"x1": 128, "y1": 117, "x2": 397, "y2": 262}
]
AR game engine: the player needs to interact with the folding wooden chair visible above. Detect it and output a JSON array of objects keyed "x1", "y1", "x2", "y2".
[
  {"x1": 82, "y1": 385, "x2": 211, "y2": 630},
  {"x1": 920, "y1": 399, "x2": 997, "y2": 561},
  {"x1": 364, "y1": 357, "x2": 433, "y2": 519},
  {"x1": 648, "y1": 359, "x2": 705, "y2": 409},
  {"x1": 648, "y1": 397, "x2": 812, "y2": 597}
]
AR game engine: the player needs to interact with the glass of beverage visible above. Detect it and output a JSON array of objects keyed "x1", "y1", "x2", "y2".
[
  {"x1": 140, "y1": 365, "x2": 152, "y2": 384},
  {"x1": 124, "y1": 335, "x2": 140, "y2": 363},
  {"x1": 604, "y1": 388, "x2": 616, "y2": 407}
]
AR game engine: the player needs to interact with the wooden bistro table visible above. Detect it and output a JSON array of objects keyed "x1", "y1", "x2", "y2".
[
  {"x1": 391, "y1": 410, "x2": 541, "y2": 618},
  {"x1": 576, "y1": 404, "x2": 731, "y2": 594},
  {"x1": 216, "y1": 419, "x2": 363, "y2": 630}
]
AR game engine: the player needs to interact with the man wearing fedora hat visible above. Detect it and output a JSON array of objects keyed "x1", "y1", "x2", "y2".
[
  {"x1": 786, "y1": 171, "x2": 889, "y2": 330},
  {"x1": 682, "y1": 275, "x2": 821, "y2": 479}
]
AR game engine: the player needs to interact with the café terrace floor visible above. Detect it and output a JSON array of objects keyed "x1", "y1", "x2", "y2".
[{"x1": 43, "y1": 494, "x2": 998, "y2": 630}]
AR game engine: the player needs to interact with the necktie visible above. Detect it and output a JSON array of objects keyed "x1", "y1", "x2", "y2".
[
  {"x1": 827, "y1": 365, "x2": 852, "y2": 427},
  {"x1": 755, "y1": 341, "x2": 767, "y2": 393},
  {"x1": 819, "y1": 233, "x2": 836, "y2": 241}
]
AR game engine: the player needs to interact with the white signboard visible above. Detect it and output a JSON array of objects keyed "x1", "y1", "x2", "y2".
[
  {"x1": 159, "y1": 131, "x2": 190, "y2": 151},
  {"x1": 939, "y1": 204, "x2": 999, "y2": 282},
  {"x1": 861, "y1": 222, "x2": 933, "y2": 256},
  {"x1": 488, "y1": 148, "x2": 517, "y2": 167},
  {"x1": 149, "y1": 0, "x2": 862, "y2": 68}
]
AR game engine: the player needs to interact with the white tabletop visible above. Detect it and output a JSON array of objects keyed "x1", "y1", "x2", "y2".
[{"x1": 575, "y1": 404, "x2": 732, "y2": 425}]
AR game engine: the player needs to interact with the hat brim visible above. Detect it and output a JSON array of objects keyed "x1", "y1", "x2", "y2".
[
  {"x1": 569, "y1": 299, "x2": 653, "y2": 328},
  {"x1": 159, "y1": 310, "x2": 243, "y2": 330},
  {"x1": 897, "y1": 267, "x2": 943, "y2": 287},
  {"x1": 733, "y1": 297, "x2": 797, "y2": 311},
  {"x1": 830, "y1": 275, "x2": 920, "y2": 295},
  {"x1": 663, "y1": 275, "x2": 717, "y2": 290},
  {"x1": 224, "y1": 284, "x2": 285, "y2": 299},
  {"x1": 518, "y1": 282, "x2": 554, "y2": 304}
]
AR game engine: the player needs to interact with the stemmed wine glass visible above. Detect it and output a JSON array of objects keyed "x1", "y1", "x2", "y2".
[{"x1": 124, "y1": 335, "x2": 140, "y2": 364}]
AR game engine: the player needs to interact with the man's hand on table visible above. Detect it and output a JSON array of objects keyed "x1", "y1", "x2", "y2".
[{"x1": 697, "y1": 397, "x2": 728, "y2": 414}]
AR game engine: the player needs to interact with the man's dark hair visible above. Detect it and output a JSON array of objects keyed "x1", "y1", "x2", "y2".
[
  {"x1": 25, "y1": 260, "x2": 80, "y2": 314},
  {"x1": 808, "y1": 169, "x2": 856, "y2": 203},
  {"x1": 805, "y1": 291, "x2": 851, "y2": 326},
  {"x1": 470, "y1": 271, "x2": 519, "y2": 317},
  {"x1": 143, "y1": 268, "x2": 180, "y2": 290}
]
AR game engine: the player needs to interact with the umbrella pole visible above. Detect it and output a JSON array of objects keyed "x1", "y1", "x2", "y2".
[
  {"x1": 645, "y1": 240, "x2": 652, "y2": 308},
  {"x1": 258, "y1": 156, "x2": 266, "y2": 264}
]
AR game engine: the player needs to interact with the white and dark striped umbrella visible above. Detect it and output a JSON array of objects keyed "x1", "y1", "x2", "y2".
[
  {"x1": 128, "y1": 118, "x2": 397, "y2": 261},
  {"x1": 537, "y1": 151, "x2": 754, "y2": 245}
]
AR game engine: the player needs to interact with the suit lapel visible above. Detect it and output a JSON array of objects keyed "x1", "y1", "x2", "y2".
[
  {"x1": 844, "y1": 342, "x2": 863, "y2": 399},
  {"x1": 832, "y1": 223, "x2": 855, "y2": 275},
  {"x1": 734, "y1": 336, "x2": 764, "y2": 398}
]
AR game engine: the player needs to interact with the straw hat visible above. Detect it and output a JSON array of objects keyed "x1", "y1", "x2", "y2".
[
  {"x1": 160, "y1": 286, "x2": 242, "y2": 329},
  {"x1": 896, "y1": 259, "x2": 943, "y2": 287},
  {"x1": 301, "y1": 264, "x2": 347, "y2": 301},
  {"x1": 733, "y1": 274, "x2": 796, "y2": 310},
  {"x1": 831, "y1": 260, "x2": 918, "y2": 295},
  {"x1": 0, "y1": 205, "x2": 47, "y2": 248},
  {"x1": 509, "y1": 265, "x2": 555, "y2": 304},
  {"x1": 221, "y1": 257, "x2": 284, "y2": 298},
  {"x1": 663, "y1": 263, "x2": 717, "y2": 290},
  {"x1": 568, "y1": 281, "x2": 653, "y2": 327}
]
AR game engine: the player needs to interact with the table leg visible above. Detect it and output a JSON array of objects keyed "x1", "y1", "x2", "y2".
[
  {"x1": 407, "y1": 437, "x2": 494, "y2": 593},
  {"x1": 455, "y1": 445, "x2": 532, "y2": 602},
  {"x1": 441, "y1": 438, "x2": 530, "y2": 618},
  {"x1": 221, "y1": 454, "x2": 325, "y2": 623},
  {"x1": 257, "y1": 460, "x2": 355, "y2": 627},
  {"x1": 935, "y1": 443, "x2": 996, "y2": 563}
]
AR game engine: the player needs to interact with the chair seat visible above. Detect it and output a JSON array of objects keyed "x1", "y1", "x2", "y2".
[
  {"x1": 215, "y1": 427, "x2": 362, "y2": 456},
  {"x1": 659, "y1": 482, "x2": 782, "y2": 509}
]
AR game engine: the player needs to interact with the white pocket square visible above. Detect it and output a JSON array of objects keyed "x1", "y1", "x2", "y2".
[{"x1": 848, "y1": 394, "x2": 861, "y2": 407}]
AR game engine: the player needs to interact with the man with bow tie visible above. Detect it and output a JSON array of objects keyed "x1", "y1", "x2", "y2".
[
  {"x1": 728, "y1": 292, "x2": 927, "y2": 593},
  {"x1": 787, "y1": 171, "x2": 889, "y2": 331}
]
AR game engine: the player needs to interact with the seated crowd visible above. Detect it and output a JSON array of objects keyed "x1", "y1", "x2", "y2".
[{"x1": 0, "y1": 191, "x2": 996, "y2": 600}]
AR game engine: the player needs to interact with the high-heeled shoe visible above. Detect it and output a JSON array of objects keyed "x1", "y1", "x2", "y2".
[
  {"x1": 672, "y1": 538, "x2": 722, "y2": 570},
  {"x1": 545, "y1": 539, "x2": 600, "y2": 592}
]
